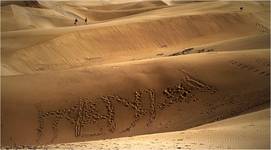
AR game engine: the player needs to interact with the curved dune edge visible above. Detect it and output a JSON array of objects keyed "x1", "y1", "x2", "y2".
[
  {"x1": 47, "y1": 107, "x2": 270, "y2": 149},
  {"x1": 2, "y1": 12, "x2": 266, "y2": 74},
  {"x1": 1, "y1": 33, "x2": 269, "y2": 76},
  {"x1": 2, "y1": 1, "x2": 269, "y2": 75},
  {"x1": 3, "y1": 106, "x2": 269, "y2": 149},
  {"x1": 1, "y1": 0, "x2": 167, "y2": 32}
]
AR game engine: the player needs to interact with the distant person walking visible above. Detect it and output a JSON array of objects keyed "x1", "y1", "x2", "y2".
[
  {"x1": 74, "y1": 18, "x2": 78, "y2": 25},
  {"x1": 84, "y1": 17, "x2": 88, "y2": 24}
]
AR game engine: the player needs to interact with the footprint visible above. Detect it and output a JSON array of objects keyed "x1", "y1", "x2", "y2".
[
  {"x1": 240, "y1": 65, "x2": 248, "y2": 69},
  {"x1": 246, "y1": 66, "x2": 254, "y2": 70},
  {"x1": 253, "y1": 69, "x2": 259, "y2": 72},
  {"x1": 177, "y1": 146, "x2": 182, "y2": 149},
  {"x1": 259, "y1": 71, "x2": 266, "y2": 75}
]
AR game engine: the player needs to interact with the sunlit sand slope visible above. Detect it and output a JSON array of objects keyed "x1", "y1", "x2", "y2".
[
  {"x1": 44, "y1": 108, "x2": 270, "y2": 150},
  {"x1": 1, "y1": 0, "x2": 167, "y2": 31},
  {"x1": 2, "y1": 1, "x2": 269, "y2": 75},
  {"x1": 2, "y1": 11, "x2": 266, "y2": 74},
  {"x1": 165, "y1": 34, "x2": 269, "y2": 56},
  {"x1": 2, "y1": 1, "x2": 268, "y2": 50}
]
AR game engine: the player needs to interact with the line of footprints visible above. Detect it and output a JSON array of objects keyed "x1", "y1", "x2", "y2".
[{"x1": 230, "y1": 60, "x2": 270, "y2": 76}]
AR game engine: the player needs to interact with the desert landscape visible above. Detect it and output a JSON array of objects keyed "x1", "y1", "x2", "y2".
[{"x1": 1, "y1": 0, "x2": 270, "y2": 149}]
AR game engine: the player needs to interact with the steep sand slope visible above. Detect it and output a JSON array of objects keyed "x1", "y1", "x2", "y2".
[
  {"x1": 49, "y1": 1, "x2": 167, "y2": 22},
  {"x1": 1, "y1": 1, "x2": 270, "y2": 148},
  {"x1": 165, "y1": 33, "x2": 270, "y2": 57},
  {"x1": 83, "y1": 1, "x2": 168, "y2": 10},
  {"x1": 1, "y1": 0, "x2": 167, "y2": 32},
  {"x1": 44, "y1": 108, "x2": 269, "y2": 149},
  {"x1": 2, "y1": 1, "x2": 268, "y2": 51},
  {"x1": 2, "y1": 33, "x2": 269, "y2": 77},
  {"x1": 1, "y1": 49, "x2": 269, "y2": 146},
  {"x1": 2, "y1": 10, "x2": 266, "y2": 74},
  {"x1": 0, "y1": 0, "x2": 45, "y2": 8},
  {"x1": 1, "y1": 5, "x2": 75, "y2": 31},
  {"x1": 2, "y1": 1, "x2": 268, "y2": 60}
]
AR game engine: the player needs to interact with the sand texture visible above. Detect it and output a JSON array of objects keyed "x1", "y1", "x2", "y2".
[{"x1": 1, "y1": 0, "x2": 270, "y2": 149}]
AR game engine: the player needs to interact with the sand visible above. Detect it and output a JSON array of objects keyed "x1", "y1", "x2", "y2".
[
  {"x1": 45, "y1": 107, "x2": 270, "y2": 149},
  {"x1": 1, "y1": 0, "x2": 270, "y2": 149},
  {"x1": 2, "y1": 49, "x2": 270, "y2": 146},
  {"x1": 2, "y1": 1, "x2": 269, "y2": 74}
]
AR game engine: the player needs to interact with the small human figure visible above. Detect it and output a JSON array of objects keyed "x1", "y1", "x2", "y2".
[
  {"x1": 240, "y1": 7, "x2": 243, "y2": 11},
  {"x1": 74, "y1": 18, "x2": 78, "y2": 25},
  {"x1": 84, "y1": 17, "x2": 88, "y2": 24}
]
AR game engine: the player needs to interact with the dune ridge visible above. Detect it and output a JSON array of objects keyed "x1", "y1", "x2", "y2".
[
  {"x1": 29, "y1": 107, "x2": 270, "y2": 149},
  {"x1": 1, "y1": 0, "x2": 167, "y2": 32},
  {"x1": 2, "y1": 11, "x2": 265, "y2": 74}
]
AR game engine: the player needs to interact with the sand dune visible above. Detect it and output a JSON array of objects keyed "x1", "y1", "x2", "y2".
[
  {"x1": 0, "y1": 0, "x2": 45, "y2": 8},
  {"x1": 2, "y1": 49, "x2": 269, "y2": 146},
  {"x1": 166, "y1": 33, "x2": 270, "y2": 57},
  {"x1": 85, "y1": 1, "x2": 168, "y2": 10},
  {"x1": 1, "y1": 4, "x2": 75, "y2": 31},
  {"x1": 40, "y1": 107, "x2": 269, "y2": 149},
  {"x1": 2, "y1": 1, "x2": 269, "y2": 49},
  {"x1": 2, "y1": 9, "x2": 266, "y2": 74},
  {"x1": 1, "y1": 0, "x2": 167, "y2": 32},
  {"x1": 1, "y1": 1, "x2": 270, "y2": 149}
]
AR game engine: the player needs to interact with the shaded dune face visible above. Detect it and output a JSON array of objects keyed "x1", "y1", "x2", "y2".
[
  {"x1": 35, "y1": 71, "x2": 217, "y2": 144},
  {"x1": 67, "y1": 1, "x2": 168, "y2": 21},
  {"x1": 1, "y1": 49, "x2": 269, "y2": 145},
  {"x1": 82, "y1": 1, "x2": 168, "y2": 10},
  {"x1": 33, "y1": 108, "x2": 270, "y2": 149},
  {"x1": 0, "y1": 1, "x2": 45, "y2": 8}
]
